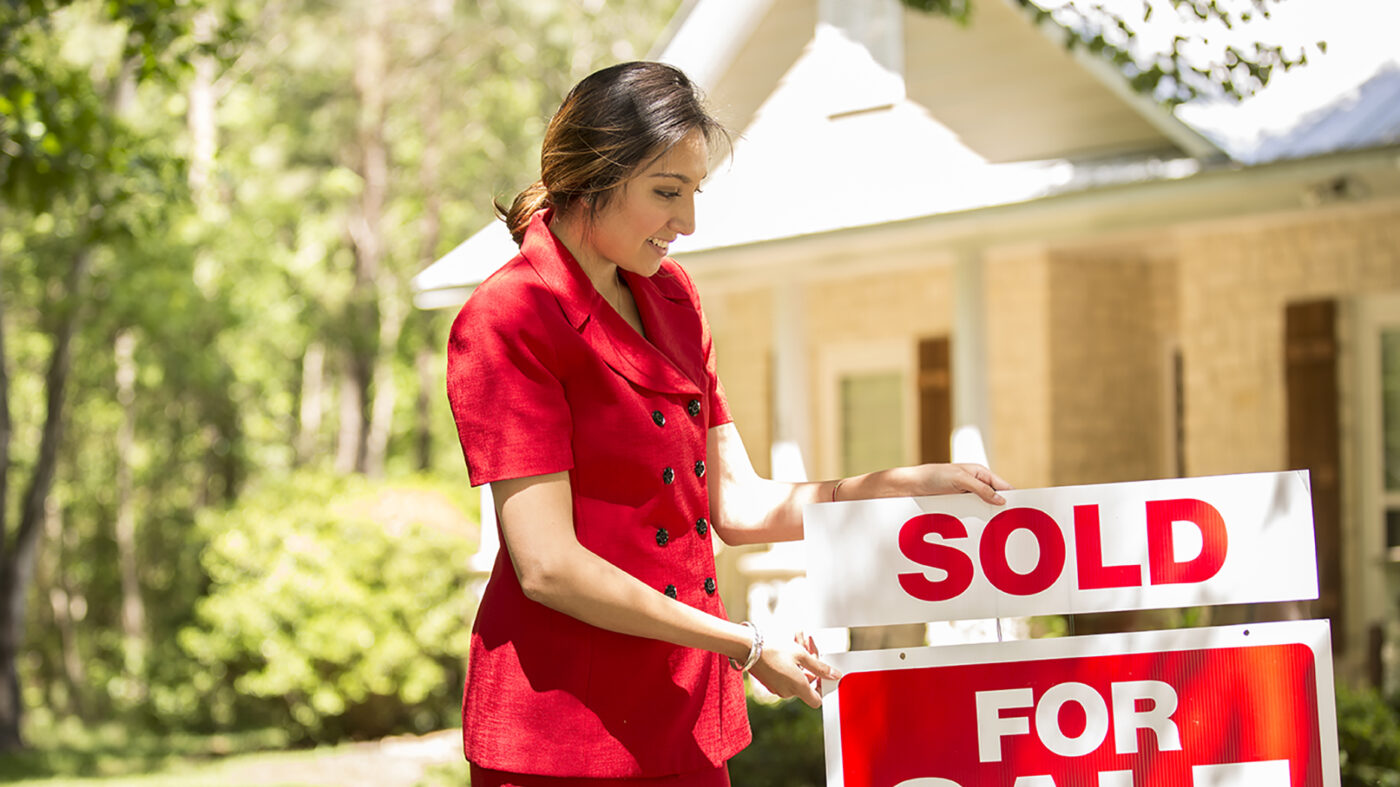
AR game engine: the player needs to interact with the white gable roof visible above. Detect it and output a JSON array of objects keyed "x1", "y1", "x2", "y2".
[{"x1": 411, "y1": 0, "x2": 1382, "y2": 307}]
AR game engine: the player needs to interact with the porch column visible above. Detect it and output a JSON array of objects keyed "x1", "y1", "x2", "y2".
[
  {"x1": 770, "y1": 282, "x2": 812, "y2": 481},
  {"x1": 952, "y1": 250, "x2": 991, "y2": 466}
]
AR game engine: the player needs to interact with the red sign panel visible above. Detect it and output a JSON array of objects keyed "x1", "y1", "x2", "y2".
[{"x1": 824, "y1": 622, "x2": 1339, "y2": 787}]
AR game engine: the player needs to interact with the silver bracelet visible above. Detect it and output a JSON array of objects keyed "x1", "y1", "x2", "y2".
[{"x1": 729, "y1": 621, "x2": 763, "y2": 673}]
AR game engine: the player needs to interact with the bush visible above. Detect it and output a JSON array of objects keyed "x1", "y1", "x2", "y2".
[
  {"x1": 1337, "y1": 682, "x2": 1400, "y2": 787},
  {"x1": 728, "y1": 694, "x2": 826, "y2": 787},
  {"x1": 175, "y1": 471, "x2": 478, "y2": 743}
]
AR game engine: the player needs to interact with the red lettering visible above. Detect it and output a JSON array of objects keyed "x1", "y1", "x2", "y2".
[
  {"x1": 898, "y1": 513, "x2": 974, "y2": 602},
  {"x1": 980, "y1": 508, "x2": 1065, "y2": 596},
  {"x1": 1073, "y1": 504, "x2": 1142, "y2": 590},
  {"x1": 1146, "y1": 499, "x2": 1227, "y2": 585}
]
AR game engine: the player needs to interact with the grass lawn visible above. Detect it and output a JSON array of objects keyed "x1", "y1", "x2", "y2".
[{"x1": 0, "y1": 717, "x2": 468, "y2": 787}]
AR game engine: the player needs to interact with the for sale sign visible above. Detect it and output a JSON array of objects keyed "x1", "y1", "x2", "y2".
[
  {"x1": 805, "y1": 471, "x2": 1317, "y2": 628},
  {"x1": 821, "y1": 620, "x2": 1340, "y2": 787}
]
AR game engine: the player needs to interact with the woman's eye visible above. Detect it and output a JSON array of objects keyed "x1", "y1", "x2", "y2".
[{"x1": 656, "y1": 190, "x2": 681, "y2": 199}]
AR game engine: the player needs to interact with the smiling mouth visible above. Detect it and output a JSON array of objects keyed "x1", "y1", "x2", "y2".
[{"x1": 647, "y1": 237, "x2": 670, "y2": 253}]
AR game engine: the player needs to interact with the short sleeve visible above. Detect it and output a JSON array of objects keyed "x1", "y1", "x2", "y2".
[
  {"x1": 446, "y1": 296, "x2": 574, "y2": 487},
  {"x1": 681, "y1": 263, "x2": 732, "y2": 428},
  {"x1": 701, "y1": 307, "x2": 732, "y2": 428}
]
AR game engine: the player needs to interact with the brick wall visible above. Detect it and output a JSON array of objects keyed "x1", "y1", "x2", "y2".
[
  {"x1": 1178, "y1": 203, "x2": 1400, "y2": 478},
  {"x1": 1048, "y1": 246, "x2": 1173, "y2": 486},
  {"x1": 987, "y1": 247, "x2": 1054, "y2": 489},
  {"x1": 705, "y1": 286, "x2": 774, "y2": 476}
]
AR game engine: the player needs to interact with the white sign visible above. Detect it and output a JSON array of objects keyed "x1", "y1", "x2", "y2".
[{"x1": 804, "y1": 471, "x2": 1317, "y2": 628}]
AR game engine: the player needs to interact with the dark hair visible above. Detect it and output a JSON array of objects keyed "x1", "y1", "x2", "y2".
[{"x1": 497, "y1": 61, "x2": 728, "y2": 245}]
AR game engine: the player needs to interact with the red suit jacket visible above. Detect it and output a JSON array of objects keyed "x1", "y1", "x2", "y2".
[{"x1": 446, "y1": 211, "x2": 751, "y2": 777}]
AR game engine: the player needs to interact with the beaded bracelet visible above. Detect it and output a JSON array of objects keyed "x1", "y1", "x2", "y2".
[{"x1": 729, "y1": 621, "x2": 763, "y2": 673}]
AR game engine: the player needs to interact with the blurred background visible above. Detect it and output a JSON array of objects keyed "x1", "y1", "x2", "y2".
[{"x1": 2, "y1": 0, "x2": 1398, "y2": 784}]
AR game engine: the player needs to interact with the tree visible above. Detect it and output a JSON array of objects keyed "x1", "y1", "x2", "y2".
[{"x1": 0, "y1": 0, "x2": 234, "y2": 751}]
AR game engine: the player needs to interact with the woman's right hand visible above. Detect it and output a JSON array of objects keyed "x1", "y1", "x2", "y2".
[{"x1": 748, "y1": 632, "x2": 841, "y2": 708}]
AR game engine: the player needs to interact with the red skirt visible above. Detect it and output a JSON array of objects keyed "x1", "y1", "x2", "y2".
[{"x1": 469, "y1": 763, "x2": 731, "y2": 786}]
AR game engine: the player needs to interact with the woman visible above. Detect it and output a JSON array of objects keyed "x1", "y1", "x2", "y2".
[{"x1": 446, "y1": 61, "x2": 1010, "y2": 785}]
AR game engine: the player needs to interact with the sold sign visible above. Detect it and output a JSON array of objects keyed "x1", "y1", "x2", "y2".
[
  {"x1": 804, "y1": 472, "x2": 1317, "y2": 628},
  {"x1": 821, "y1": 621, "x2": 1341, "y2": 787}
]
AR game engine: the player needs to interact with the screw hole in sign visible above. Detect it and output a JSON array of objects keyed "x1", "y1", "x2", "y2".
[
  {"x1": 900, "y1": 652, "x2": 907, "y2": 660},
  {"x1": 1243, "y1": 629, "x2": 1250, "y2": 636}
]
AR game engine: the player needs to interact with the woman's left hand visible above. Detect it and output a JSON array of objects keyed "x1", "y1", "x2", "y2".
[{"x1": 905, "y1": 462, "x2": 1012, "y2": 505}]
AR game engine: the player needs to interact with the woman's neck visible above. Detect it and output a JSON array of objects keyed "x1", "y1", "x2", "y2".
[{"x1": 548, "y1": 209, "x2": 625, "y2": 307}]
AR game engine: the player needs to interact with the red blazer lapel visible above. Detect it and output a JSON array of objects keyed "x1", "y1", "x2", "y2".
[{"x1": 521, "y1": 212, "x2": 701, "y2": 397}]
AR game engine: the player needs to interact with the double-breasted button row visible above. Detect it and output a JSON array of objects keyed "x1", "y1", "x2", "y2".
[
  {"x1": 661, "y1": 579, "x2": 718, "y2": 598},
  {"x1": 657, "y1": 518, "x2": 711, "y2": 548},
  {"x1": 694, "y1": 460, "x2": 705, "y2": 478},
  {"x1": 652, "y1": 400, "x2": 700, "y2": 427}
]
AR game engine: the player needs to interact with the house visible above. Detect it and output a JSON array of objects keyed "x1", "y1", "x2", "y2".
[{"x1": 414, "y1": 0, "x2": 1400, "y2": 688}]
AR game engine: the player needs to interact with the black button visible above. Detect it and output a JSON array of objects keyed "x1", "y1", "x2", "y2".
[
  {"x1": 664, "y1": 584, "x2": 678, "y2": 599},
  {"x1": 662, "y1": 467, "x2": 675, "y2": 484},
  {"x1": 687, "y1": 399, "x2": 702, "y2": 417},
  {"x1": 704, "y1": 577, "x2": 716, "y2": 595},
  {"x1": 694, "y1": 460, "x2": 706, "y2": 478},
  {"x1": 695, "y1": 518, "x2": 708, "y2": 537},
  {"x1": 655, "y1": 528, "x2": 669, "y2": 547},
  {"x1": 652, "y1": 410, "x2": 665, "y2": 427}
]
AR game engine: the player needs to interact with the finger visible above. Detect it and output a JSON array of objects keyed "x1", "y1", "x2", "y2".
[
  {"x1": 961, "y1": 463, "x2": 1013, "y2": 494},
  {"x1": 798, "y1": 650, "x2": 842, "y2": 681},
  {"x1": 959, "y1": 472, "x2": 1005, "y2": 506},
  {"x1": 984, "y1": 468, "x2": 1013, "y2": 491}
]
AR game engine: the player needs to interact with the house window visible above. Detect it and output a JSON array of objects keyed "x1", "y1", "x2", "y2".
[
  {"x1": 819, "y1": 340, "x2": 917, "y2": 480},
  {"x1": 839, "y1": 372, "x2": 905, "y2": 477}
]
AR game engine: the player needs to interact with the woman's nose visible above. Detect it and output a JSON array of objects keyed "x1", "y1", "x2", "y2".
[{"x1": 671, "y1": 198, "x2": 696, "y2": 236}]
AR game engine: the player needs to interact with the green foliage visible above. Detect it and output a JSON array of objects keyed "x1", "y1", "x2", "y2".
[
  {"x1": 6, "y1": 0, "x2": 684, "y2": 753},
  {"x1": 728, "y1": 695, "x2": 826, "y2": 787},
  {"x1": 1337, "y1": 682, "x2": 1400, "y2": 787},
  {"x1": 174, "y1": 471, "x2": 478, "y2": 743},
  {"x1": 902, "y1": 0, "x2": 1320, "y2": 105}
]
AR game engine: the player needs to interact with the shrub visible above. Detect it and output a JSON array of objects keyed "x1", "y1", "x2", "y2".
[
  {"x1": 176, "y1": 471, "x2": 478, "y2": 742},
  {"x1": 1337, "y1": 682, "x2": 1400, "y2": 787},
  {"x1": 728, "y1": 694, "x2": 825, "y2": 787}
]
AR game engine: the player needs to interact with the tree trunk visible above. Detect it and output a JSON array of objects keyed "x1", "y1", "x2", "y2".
[
  {"x1": 187, "y1": 8, "x2": 218, "y2": 204},
  {"x1": 411, "y1": 74, "x2": 444, "y2": 474},
  {"x1": 296, "y1": 342, "x2": 326, "y2": 466},
  {"x1": 0, "y1": 248, "x2": 91, "y2": 751},
  {"x1": 43, "y1": 495, "x2": 85, "y2": 720},
  {"x1": 345, "y1": 0, "x2": 388, "y2": 476},
  {"x1": 333, "y1": 366, "x2": 364, "y2": 475},
  {"x1": 415, "y1": 349, "x2": 435, "y2": 472},
  {"x1": 363, "y1": 287, "x2": 402, "y2": 478},
  {"x1": 113, "y1": 330, "x2": 147, "y2": 691},
  {"x1": 0, "y1": 251, "x2": 11, "y2": 579}
]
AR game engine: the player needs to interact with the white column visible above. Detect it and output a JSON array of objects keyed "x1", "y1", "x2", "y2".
[
  {"x1": 952, "y1": 251, "x2": 991, "y2": 466},
  {"x1": 770, "y1": 283, "x2": 812, "y2": 481}
]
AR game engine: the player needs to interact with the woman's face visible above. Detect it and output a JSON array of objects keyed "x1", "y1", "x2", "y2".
[{"x1": 585, "y1": 128, "x2": 708, "y2": 277}]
